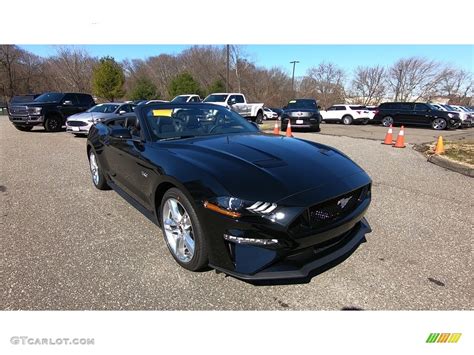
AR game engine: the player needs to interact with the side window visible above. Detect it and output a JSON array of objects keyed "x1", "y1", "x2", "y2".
[
  {"x1": 415, "y1": 103, "x2": 428, "y2": 111},
  {"x1": 235, "y1": 95, "x2": 245, "y2": 104},
  {"x1": 120, "y1": 104, "x2": 132, "y2": 113},
  {"x1": 336, "y1": 106, "x2": 345, "y2": 111},
  {"x1": 228, "y1": 95, "x2": 237, "y2": 103},
  {"x1": 192, "y1": 97, "x2": 200, "y2": 102},
  {"x1": 77, "y1": 94, "x2": 93, "y2": 106},
  {"x1": 400, "y1": 103, "x2": 413, "y2": 110},
  {"x1": 327, "y1": 106, "x2": 336, "y2": 111},
  {"x1": 62, "y1": 94, "x2": 78, "y2": 105}
]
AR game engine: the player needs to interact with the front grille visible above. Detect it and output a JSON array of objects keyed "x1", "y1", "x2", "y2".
[
  {"x1": 9, "y1": 106, "x2": 28, "y2": 115},
  {"x1": 67, "y1": 121, "x2": 88, "y2": 127},
  {"x1": 289, "y1": 184, "x2": 370, "y2": 236}
]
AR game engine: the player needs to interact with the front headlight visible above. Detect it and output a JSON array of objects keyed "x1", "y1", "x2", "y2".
[
  {"x1": 447, "y1": 113, "x2": 454, "y2": 118},
  {"x1": 28, "y1": 107, "x2": 42, "y2": 115},
  {"x1": 203, "y1": 197, "x2": 277, "y2": 218}
]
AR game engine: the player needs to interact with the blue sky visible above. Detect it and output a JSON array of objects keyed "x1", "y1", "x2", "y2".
[{"x1": 20, "y1": 44, "x2": 473, "y2": 78}]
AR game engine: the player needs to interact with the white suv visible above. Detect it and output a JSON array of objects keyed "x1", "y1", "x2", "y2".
[{"x1": 320, "y1": 104, "x2": 370, "y2": 125}]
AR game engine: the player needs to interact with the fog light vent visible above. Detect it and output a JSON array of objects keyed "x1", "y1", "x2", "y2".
[{"x1": 223, "y1": 234, "x2": 278, "y2": 245}]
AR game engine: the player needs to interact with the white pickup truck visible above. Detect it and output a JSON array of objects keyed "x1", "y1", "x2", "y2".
[{"x1": 203, "y1": 93, "x2": 265, "y2": 123}]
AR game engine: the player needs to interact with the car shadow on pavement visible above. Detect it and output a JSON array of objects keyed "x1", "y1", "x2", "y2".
[{"x1": 237, "y1": 237, "x2": 367, "y2": 287}]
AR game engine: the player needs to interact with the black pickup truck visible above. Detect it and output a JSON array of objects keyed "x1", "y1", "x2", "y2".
[{"x1": 8, "y1": 92, "x2": 95, "y2": 132}]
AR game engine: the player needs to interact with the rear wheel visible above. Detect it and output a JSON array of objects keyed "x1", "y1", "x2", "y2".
[
  {"x1": 432, "y1": 118, "x2": 447, "y2": 130},
  {"x1": 361, "y1": 118, "x2": 369, "y2": 125},
  {"x1": 381, "y1": 116, "x2": 394, "y2": 127},
  {"x1": 14, "y1": 125, "x2": 33, "y2": 131},
  {"x1": 44, "y1": 115, "x2": 62, "y2": 132},
  {"x1": 342, "y1": 115, "x2": 353, "y2": 125},
  {"x1": 160, "y1": 188, "x2": 208, "y2": 271}
]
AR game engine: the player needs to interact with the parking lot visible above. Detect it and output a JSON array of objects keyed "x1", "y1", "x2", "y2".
[{"x1": 1, "y1": 116, "x2": 473, "y2": 310}]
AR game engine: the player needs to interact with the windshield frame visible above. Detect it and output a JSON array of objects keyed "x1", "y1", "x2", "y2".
[
  {"x1": 286, "y1": 99, "x2": 317, "y2": 110},
  {"x1": 87, "y1": 103, "x2": 120, "y2": 113},
  {"x1": 139, "y1": 103, "x2": 259, "y2": 142},
  {"x1": 33, "y1": 93, "x2": 65, "y2": 103}
]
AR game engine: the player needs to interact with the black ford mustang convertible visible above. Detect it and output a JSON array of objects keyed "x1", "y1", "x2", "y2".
[{"x1": 87, "y1": 103, "x2": 372, "y2": 280}]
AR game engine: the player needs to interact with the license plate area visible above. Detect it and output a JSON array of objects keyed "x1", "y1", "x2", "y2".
[{"x1": 296, "y1": 119, "x2": 304, "y2": 124}]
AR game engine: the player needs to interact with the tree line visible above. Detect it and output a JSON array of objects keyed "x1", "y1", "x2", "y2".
[{"x1": 1, "y1": 45, "x2": 472, "y2": 108}]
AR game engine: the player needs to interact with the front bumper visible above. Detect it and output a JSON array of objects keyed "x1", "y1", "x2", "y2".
[
  {"x1": 202, "y1": 180, "x2": 371, "y2": 280},
  {"x1": 282, "y1": 118, "x2": 320, "y2": 129},
  {"x1": 66, "y1": 121, "x2": 93, "y2": 134},
  {"x1": 212, "y1": 218, "x2": 371, "y2": 280},
  {"x1": 9, "y1": 114, "x2": 44, "y2": 126}
]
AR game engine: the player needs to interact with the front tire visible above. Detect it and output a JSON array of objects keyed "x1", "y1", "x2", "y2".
[
  {"x1": 255, "y1": 111, "x2": 264, "y2": 124},
  {"x1": 160, "y1": 188, "x2": 208, "y2": 271},
  {"x1": 44, "y1": 115, "x2": 63, "y2": 132},
  {"x1": 88, "y1": 149, "x2": 109, "y2": 190},
  {"x1": 432, "y1": 118, "x2": 447, "y2": 130}
]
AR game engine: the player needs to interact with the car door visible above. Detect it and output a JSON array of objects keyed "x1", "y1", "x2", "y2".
[
  {"x1": 59, "y1": 94, "x2": 80, "y2": 118},
  {"x1": 396, "y1": 103, "x2": 414, "y2": 124},
  {"x1": 105, "y1": 122, "x2": 155, "y2": 210},
  {"x1": 229, "y1": 95, "x2": 248, "y2": 116},
  {"x1": 323, "y1": 106, "x2": 338, "y2": 120},
  {"x1": 413, "y1": 103, "x2": 431, "y2": 125}
]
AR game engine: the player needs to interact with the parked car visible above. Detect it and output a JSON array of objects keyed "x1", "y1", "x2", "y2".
[
  {"x1": 320, "y1": 104, "x2": 370, "y2": 125},
  {"x1": 280, "y1": 99, "x2": 321, "y2": 132},
  {"x1": 365, "y1": 106, "x2": 379, "y2": 121},
  {"x1": 66, "y1": 102, "x2": 137, "y2": 136},
  {"x1": 448, "y1": 105, "x2": 473, "y2": 128},
  {"x1": 269, "y1": 107, "x2": 283, "y2": 120},
  {"x1": 263, "y1": 107, "x2": 278, "y2": 120},
  {"x1": 8, "y1": 92, "x2": 95, "y2": 132},
  {"x1": 203, "y1": 93, "x2": 265, "y2": 124},
  {"x1": 372, "y1": 102, "x2": 462, "y2": 130},
  {"x1": 171, "y1": 94, "x2": 202, "y2": 103},
  {"x1": 86, "y1": 102, "x2": 372, "y2": 280}
]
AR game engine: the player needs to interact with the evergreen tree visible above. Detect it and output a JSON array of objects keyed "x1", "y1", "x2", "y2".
[
  {"x1": 168, "y1": 72, "x2": 202, "y2": 98},
  {"x1": 129, "y1": 77, "x2": 159, "y2": 100},
  {"x1": 92, "y1": 56, "x2": 125, "y2": 101}
]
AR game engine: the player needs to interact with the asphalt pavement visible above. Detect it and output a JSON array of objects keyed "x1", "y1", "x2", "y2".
[{"x1": 1, "y1": 116, "x2": 472, "y2": 310}]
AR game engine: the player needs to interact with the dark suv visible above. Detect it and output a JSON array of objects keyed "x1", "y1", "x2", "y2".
[
  {"x1": 8, "y1": 92, "x2": 95, "y2": 132},
  {"x1": 280, "y1": 99, "x2": 321, "y2": 132},
  {"x1": 373, "y1": 102, "x2": 462, "y2": 130}
]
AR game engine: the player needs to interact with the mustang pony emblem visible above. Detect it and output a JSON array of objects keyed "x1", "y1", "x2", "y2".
[{"x1": 337, "y1": 196, "x2": 352, "y2": 209}]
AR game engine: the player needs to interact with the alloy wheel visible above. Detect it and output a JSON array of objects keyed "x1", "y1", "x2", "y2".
[
  {"x1": 382, "y1": 116, "x2": 393, "y2": 127},
  {"x1": 89, "y1": 151, "x2": 99, "y2": 186},
  {"x1": 432, "y1": 118, "x2": 447, "y2": 130},
  {"x1": 162, "y1": 198, "x2": 195, "y2": 263}
]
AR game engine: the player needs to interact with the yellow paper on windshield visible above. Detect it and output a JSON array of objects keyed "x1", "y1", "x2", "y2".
[{"x1": 152, "y1": 109, "x2": 173, "y2": 117}]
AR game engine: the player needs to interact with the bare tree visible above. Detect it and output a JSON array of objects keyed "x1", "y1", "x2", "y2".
[
  {"x1": 387, "y1": 57, "x2": 446, "y2": 101},
  {"x1": 0, "y1": 45, "x2": 23, "y2": 100},
  {"x1": 437, "y1": 67, "x2": 473, "y2": 105},
  {"x1": 47, "y1": 46, "x2": 97, "y2": 92},
  {"x1": 302, "y1": 62, "x2": 346, "y2": 108},
  {"x1": 350, "y1": 65, "x2": 386, "y2": 105}
]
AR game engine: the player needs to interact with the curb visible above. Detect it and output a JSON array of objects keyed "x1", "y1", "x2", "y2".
[{"x1": 427, "y1": 154, "x2": 474, "y2": 178}]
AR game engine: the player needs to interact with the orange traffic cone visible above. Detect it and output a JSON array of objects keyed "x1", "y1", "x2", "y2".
[
  {"x1": 382, "y1": 125, "x2": 393, "y2": 145},
  {"x1": 392, "y1": 126, "x2": 406, "y2": 148},
  {"x1": 273, "y1": 121, "x2": 280, "y2": 135},
  {"x1": 286, "y1": 120, "x2": 293, "y2": 137},
  {"x1": 434, "y1": 136, "x2": 445, "y2": 154}
]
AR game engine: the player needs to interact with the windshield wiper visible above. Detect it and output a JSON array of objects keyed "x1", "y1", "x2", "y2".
[{"x1": 158, "y1": 135, "x2": 197, "y2": 141}]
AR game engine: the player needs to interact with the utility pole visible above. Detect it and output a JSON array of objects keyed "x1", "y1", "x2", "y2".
[
  {"x1": 290, "y1": 60, "x2": 299, "y2": 96},
  {"x1": 226, "y1": 45, "x2": 230, "y2": 92}
]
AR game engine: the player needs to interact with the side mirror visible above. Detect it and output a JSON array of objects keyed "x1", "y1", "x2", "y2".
[
  {"x1": 317, "y1": 105, "x2": 321, "y2": 109},
  {"x1": 228, "y1": 98, "x2": 236, "y2": 105},
  {"x1": 110, "y1": 127, "x2": 132, "y2": 140},
  {"x1": 63, "y1": 100, "x2": 73, "y2": 106},
  {"x1": 119, "y1": 110, "x2": 126, "y2": 115}
]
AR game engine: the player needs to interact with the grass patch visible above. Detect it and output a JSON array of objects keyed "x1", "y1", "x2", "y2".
[
  {"x1": 259, "y1": 121, "x2": 278, "y2": 131},
  {"x1": 424, "y1": 140, "x2": 474, "y2": 167}
]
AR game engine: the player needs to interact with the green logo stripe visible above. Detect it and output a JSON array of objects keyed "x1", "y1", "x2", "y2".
[{"x1": 426, "y1": 333, "x2": 439, "y2": 343}]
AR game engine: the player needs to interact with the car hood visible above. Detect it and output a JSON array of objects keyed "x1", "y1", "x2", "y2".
[
  {"x1": 160, "y1": 133, "x2": 369, "y2": 202},
  {"x1": 67, "y1": 112, "x2": 110, "y2": 121}
]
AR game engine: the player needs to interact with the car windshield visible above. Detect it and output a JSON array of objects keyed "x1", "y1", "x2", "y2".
[
  {"x1": 428, "y1": 104, "x2": 442, "y2": 110},
  {"x1": 34, "y1": 93, "x2": 64, "y2": 103},
  {"x1": 144, "y1": 105, "x2": 259, "y2": 141},
  {"x1": 171, "y1": 96, "x2": 190, "y2": 103},
  {"x1": 286, "y1": 100, "x2": 317, "y2": 109},
  {"x1": 87, "y1": 104, "x2": 120, "y2": 113},
  {"x1": 203, "y1": 94, "x2": 228, "y2": 103},
  {"x1": 11, "y1": 95, "x2": 37, "y2": 103}
]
